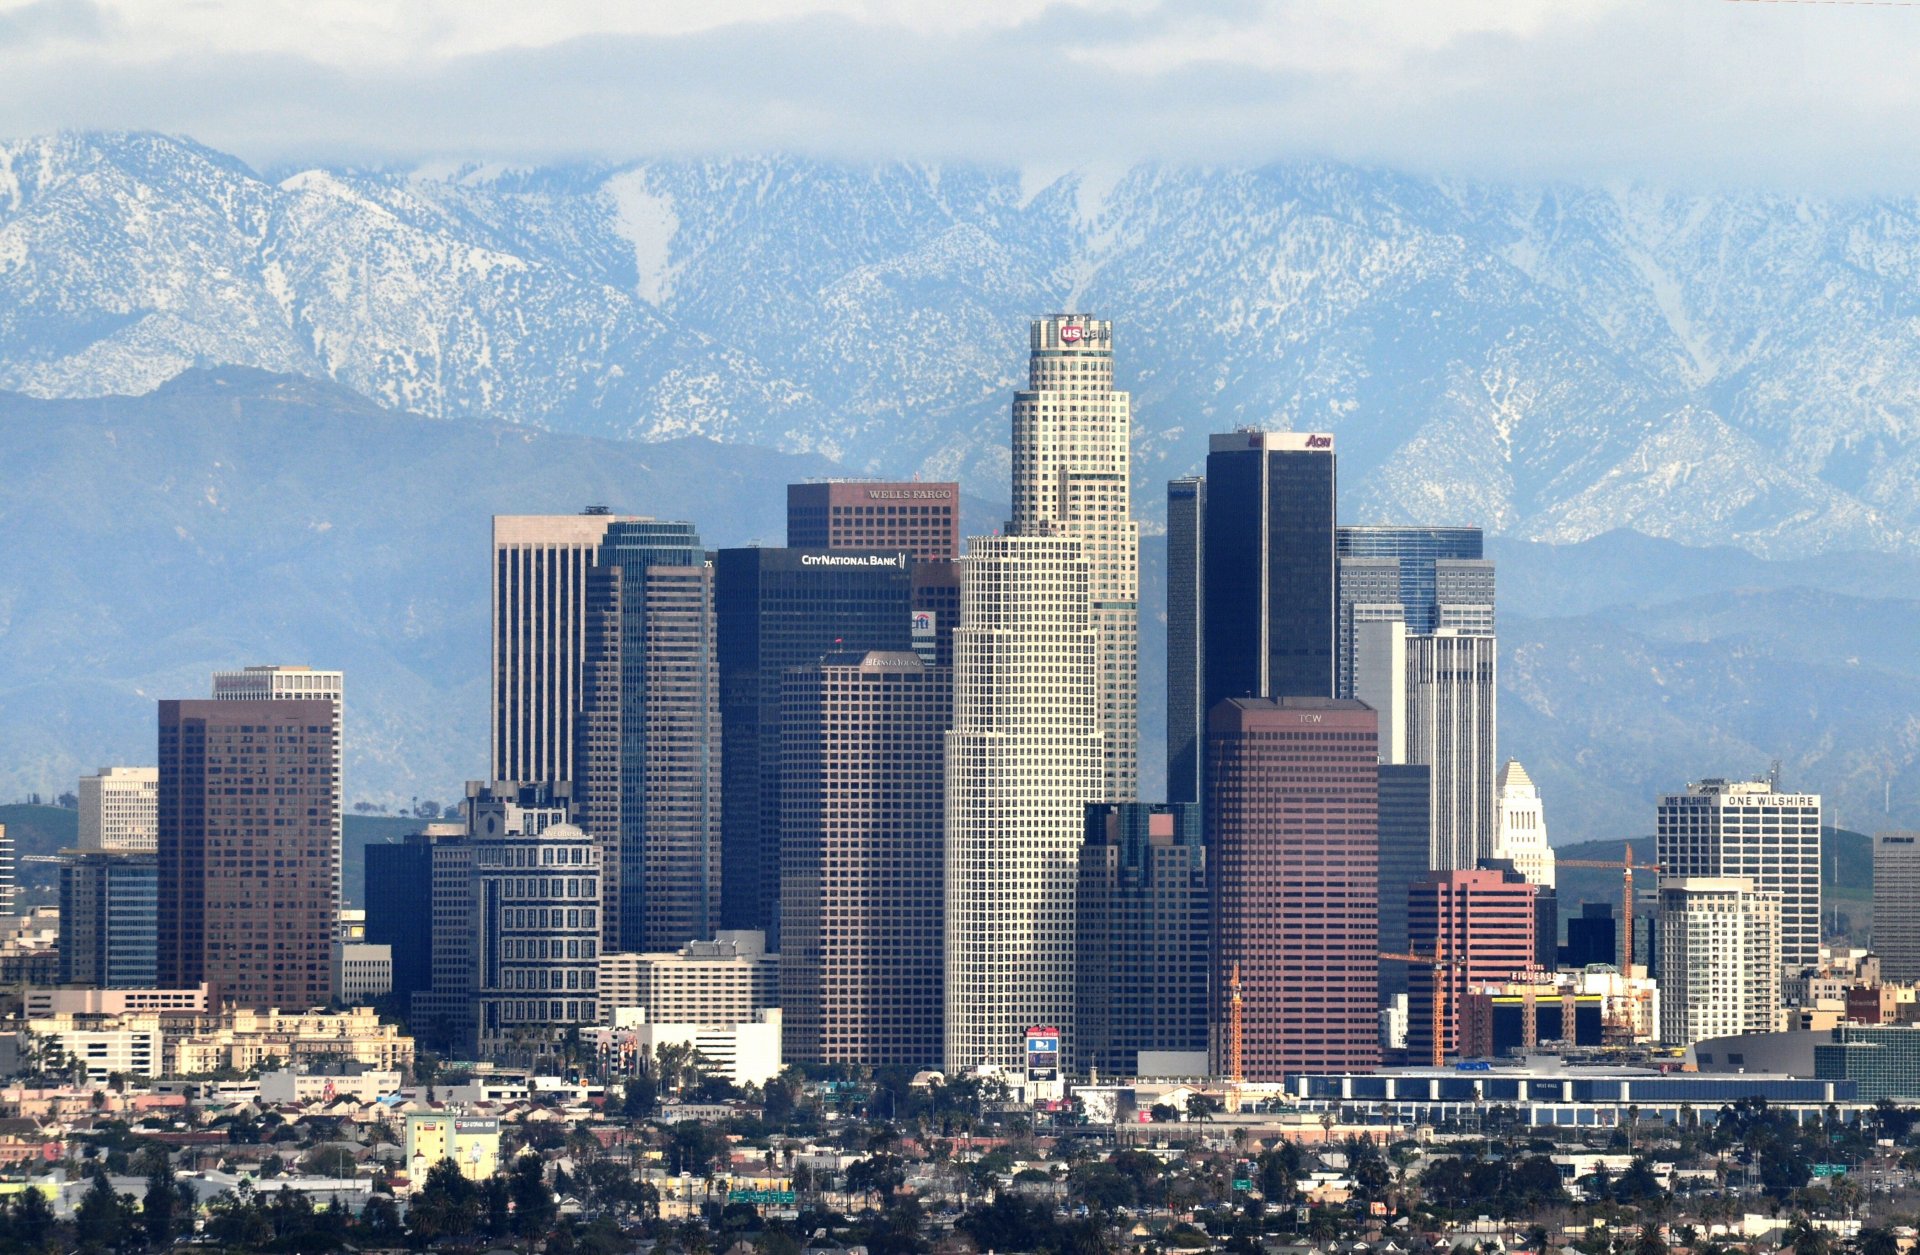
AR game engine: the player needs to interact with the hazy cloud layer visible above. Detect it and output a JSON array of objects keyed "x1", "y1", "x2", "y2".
[{"x1": 0, "y1": 0, "x2": 1917, "y2": 189}]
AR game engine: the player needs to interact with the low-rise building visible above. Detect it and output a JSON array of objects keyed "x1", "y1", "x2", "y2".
[
  {"x1": 258, "y1": 1065, "x2": 402, "y2": 1104},
  {"x1": 592, "y1": 1007, "x2": 782, "y2": 1087},
  {"x1": 8, "y1": 1013, "x2": 163, "y2": 1082},
  {"x1": 403, "y1": 1111, "x2": 500, "y2": 1188},
  {"x1": 166, "y1": 1007, "x2": 413, "y2": 1075},
  {"x1": 25, "y1": 986, "x2": 211, "y2": 1018}
]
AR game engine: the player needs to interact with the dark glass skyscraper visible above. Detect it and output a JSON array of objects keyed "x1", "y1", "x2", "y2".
[
  {"x1": 364, "y1": 827, "x2": 455, "y2": 1006},
  {"x1": 58, "y1": 851, "x2": 157, "y2": 988},
  {"x1": 1166, "y1": 477, "x2": 1205, "y2": 806},
  {"x1": 715, "y1": 547, "x2": 914, "y2": 943},
  {"x1": 580, "y1": 520, "x2": 719, "y2": 952},
  {"x1": 1076, "y1": 802, "x2": 1207, "y2": 1076},
  {"x1": 1376, "y1": 763, "x2": 1432, "y2": 1005},
  {"x1": 1202, "y1": 431, "x2": 1338, "y2": 710}
]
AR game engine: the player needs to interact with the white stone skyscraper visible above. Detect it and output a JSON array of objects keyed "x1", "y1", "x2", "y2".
[
  {"x1": 1491, "y1": 759, "x2": 1555, "y2": 888},
  {"x1": 1010, "y1": 315, "x2": 1139, "y2": 801},
  {"x1": 944, "y1": 534, "x2": 1104, "y2": 1072},
  {"x1": 1657, "y1": 778, "x2": 1821, "y2": 976}
]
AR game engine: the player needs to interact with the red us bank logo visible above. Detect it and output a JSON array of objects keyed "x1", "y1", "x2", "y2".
[{"x1": 1059, "y1": 324, "x2": 1084, "y2": 343}]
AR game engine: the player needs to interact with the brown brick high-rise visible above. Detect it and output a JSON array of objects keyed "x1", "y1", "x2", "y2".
[
  {"x1": 780, "y1": 651, "x2": 948, "y2": 1067},
  {"x1": 787, "y1": 481, "x2": 960, "y2": 561},
  {"x1": 158, "y1": 697, "x2": 339, "y2": 1010},
  {"x1": 1208, "y1": 697, "x2": 1379, "y2": 1077},
  {"x1": 1406, "y1": 869, "x2": 1538, "y2": 1062}
]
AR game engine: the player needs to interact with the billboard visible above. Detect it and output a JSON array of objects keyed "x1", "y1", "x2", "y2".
[{"x1": 1025, "y1": 1026, "x2": 1061, "y2": 1081}]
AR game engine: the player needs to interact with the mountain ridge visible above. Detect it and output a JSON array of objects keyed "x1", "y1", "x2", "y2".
[{"x1": 7, "y1": 133, "x2": 1920, "y2": 555}]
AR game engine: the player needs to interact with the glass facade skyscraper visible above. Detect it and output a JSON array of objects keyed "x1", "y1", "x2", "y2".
[
  {"x1": 715, "y1": 547, "x2": 914, "y2": 945},
  {"x1": 1166, "y1": 477, "x2": 1205, "y2": 806}
]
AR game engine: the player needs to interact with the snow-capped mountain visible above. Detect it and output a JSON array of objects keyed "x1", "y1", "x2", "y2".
[{"x1": 6, "y1": 132, "x2": 1920, "y2": 556}]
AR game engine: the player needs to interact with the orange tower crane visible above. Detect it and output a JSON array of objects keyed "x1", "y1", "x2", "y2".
[
  {"x1": 1379, "y1": 946, "x2": 1455, "y2": 1068},
  {"x1": 1557, "y1": 841, "x2": 1662, "y2": 974}
]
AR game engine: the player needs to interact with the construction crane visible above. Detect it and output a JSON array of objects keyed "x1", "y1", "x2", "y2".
[
  {"x1": 1225, "y1": 964, "x2": 1245, "y2": 1113},
  {"x1": 1558, "y1": 841, "x2": 1661, "y2": 975},
  {"x1": 1380, "y1": 948, "x2": 1455, "y2": 1068}
]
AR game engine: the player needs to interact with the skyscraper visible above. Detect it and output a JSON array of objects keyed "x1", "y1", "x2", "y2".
[
  {"x1": 158, "y1": 688, "x2": 340, "y2": 1009},
  {"x1": 77, "y1": 767, "x2": 159, "y2": 852},
  {"x1": 1208, "y1": 697, "x2": 1379, "y2": 1077},
  {"x1": 578, "y1": 519, "x2": 719, "y2": 952},
  {"x1": 1009, "y1": 315, "x2": 1139, "y2": 802},
  {"x1": 1656, "y1": 778, "x2": 1821, "y2": 976},
  {"x1": 1376, "y1": 762, "x2": 1433, "y2": 1005},
  {"x1": 365, "y1": 825, "x2": 461, "y2": 1009},
  {"x1": 945, "y1": 534, "x2": 1104, "y2": 1072},
  {"x1": 492, "y1": 509, "x2": 636, "y2": 787},
  {"x1": 467, "y1": 786, "x2": 601, "y2": 1065},
  {"x1": 781, "y1": 651, "x2": 948, "y2": 1068},
  {"x1": 1406, "y1": 632, "x2": 1497, "y2": 869},
  {"x1": 1405, "y1": 869, "x2": 1539, "y2": 1063},
  {"x1": 1490, "y1": 760, "x2": 1555, "y2": 888},
  {"x1": 1336, "y1": 526, "x2": 1486, "y2": 634},
  {"x1": 1202, "y1": 431, "x2": 1338, "y2": 711},
  {"x1": 715, "y1": 547, "x2": 914, "y2": 942},
  {"x1": 787, "y1": 480, "x2": 961, "y2": 561},
  {"x1": 1874, "y1": 831, "x2": 1920, "y2": 983},
  {"x1": 1166, "y1": 476, "x2": 1205, "y2": 805},
  {"x1": 1075, "y1": 802, "x2": 1208, "y2": 1077},
  {"x1": 58, "y1": 850, "x2": 158, "y2": 988},
  {"x1": 212, "y1": 666, "x2": 345, "y2": 932},
  {"x1": 1658, "y1": 876, "x2": 1781, "y2": 1046}
]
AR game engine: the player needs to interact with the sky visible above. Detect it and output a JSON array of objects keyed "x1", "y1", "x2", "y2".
[{"x1": 0, "y1": 0, "x2": 1918, "y2": 189}]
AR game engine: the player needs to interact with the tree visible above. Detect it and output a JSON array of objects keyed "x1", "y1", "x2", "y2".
[
  {"x1": 1634, "y1": 1224, "x2": 1667, "y2": 1255},
  {"x1": 624, "y1": 1075, "x2": 660, "y2": 1120},
  {"x1": 74, "y1": 1170, "x2": 137, "y2": 1253},
  {"x1": 1786, "y1": 1214, "x2": 1830, "y2": 1255},
  {"x1": 407, "y1": 1158, "x2": 482, "y2": 1244},
  {"x1": 8, "y1": 1186, "x2": 57, "y2": 1254},
  {"x1": 510, "y1": 1154, "x2": 559, "y2": 1239},
  {"x1": 142, "y1": 1159, "x2": 188, "y2": 1249},
  {"x1": 668, "y1": 1120, "x2": 733, "y2": 1178}
]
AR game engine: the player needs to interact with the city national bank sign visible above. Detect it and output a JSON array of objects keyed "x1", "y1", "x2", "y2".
[{"x1": 799, "y1": 552, "x2": 910, "y2": 569}]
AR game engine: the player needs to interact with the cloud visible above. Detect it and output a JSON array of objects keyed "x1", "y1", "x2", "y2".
[{"x1": 0, "y1": 0, "x2": 1917, "y2": 191}]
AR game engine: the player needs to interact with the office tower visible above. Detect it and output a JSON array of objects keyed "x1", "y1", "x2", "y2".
[
  {"x1": 467, "y1": 784, "x2": 601, "y2": 1064},
  {"x1": 364, "y1": 825, "x2": 461, "y2": 1008},
  {"x1": 1209, "y1": 697, "x2": 1379, "y2": 1077},
  {"x1": 1656, "y1": 777, "x2": 1821, "y2": 975},
  {"x1": 0, "y1": 825, "x2": 12, "y2": 917},
  {"x1": 157, "y1": 689, "x2": 340, "y2": 1009},
  {"x1": 1406, "y1": 633, "x2": 1497, "y2": 869},
  {"x1": 1658, "y1": 876, "x2": 1782, "y2": 1047},
  {"x1": 1376, "y1": 763, "x2": 1433, "y2": 1005},
  {"x1": 1009, "y1": 315, "x2": 1139, "y2": 801},
  {"x1": 1406, "y1": 869, "x2": 1539, "y2": 1063},
  {"x1": 1166, "y1": 476, "x2": 1205, "y2": 805},
  {"x1": 1335, "y1": 526, "x2": 1486, "y2": 634},
  {"x1": 1562, "y1": 903, "x2": 1619, "y2": 969},
  {"x1": 212, "y1": 666, "x2": 345, "y2": 920},
  {"x1": 945, "y1": 534, "x2": 1104, "y2": 1072},
  {"x1": 911, "y1": 559, "x2": 962, "y2": 670},
  {"x1": 715, "y1": 547, "x2": 914, "y2": 942},
  {"x1": 412, "y1": 832, "x2": 477, "y2": 1054},
  {"x1": 1491, "y1": 760, "x2": 1555, "y2": 887},
  {"x1": 1203, "y1": 432, "x2": 1338, "y2": 711},
  {"x1": 578, "y1": 519, "x2": 720, "y2": 952},
  {"x1": 58, "y1": 851, "x2": 158, "y2": 987},
  {"x1": 1875, "y1": 832, "x2": 1920, "y2": 982},
  {"x1": 787, "y1": 480, "x2": 961, "y2": 561},
  {"x1": 780, "y1": 651, "x2": 948, "y2": 1067},
  {"x1": 1075, "y1": 802, "x2": 1207, "y2": 1077},
  {"x1": 77, "y1": 767, "x2": 159, "y2": 852},
  {"x1": 491, "y1": 509, "x2": 637, "y2": 786},
  {"x1": 1334, "y1": 556, "x2": 1403, "y2": 711}
]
